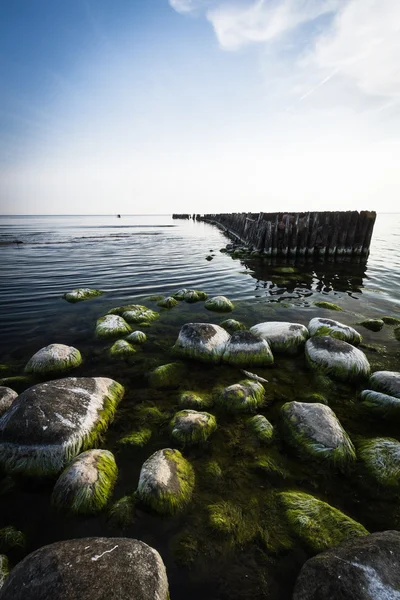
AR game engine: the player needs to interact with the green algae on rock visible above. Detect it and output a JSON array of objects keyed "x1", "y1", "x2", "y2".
[
  {"x1": 173, "y1": 322, "x2": 230, "y2": 363},
  {"x1": 255, "y1": 451, "x2": 291, "y2": 479},
  {"x1": 216, "y1": 379, "x2": 265, "y2": 413},
  {"x1": 313, "y1": 301, "x2": 343, "y2": 311},
  {"x1": 204, "y1": 296, "x2": 234, "y2": 313},
  {"x1": 109, "y1": 339, "x2": 136, "y2": 358},
  {"x1": 208, "y1": 501, "x2": 257, "y2": 546},
  {"x1": 137, "y1": 448, "x2": 195, "y2": 514},
  {"x1": 118, "y1": 428, "x2": 152, "y2": 448},
  {"x1": 248, "y1": 414, "x2": 274, "y2": 444},
  {"x1": 0, "y1": 377, "x2": 124, "y2": 476},
  {"x1": 205, "y1": 460, "x2": 223, "y2": 480},
  {"x1": 222, "y1": 330, "x2": 274, "y2": 367},
  {"x1": 122, "y1": 307, "x2": 159, "y2": 324},
  {"x1": 24, "y1": 344, "x2": 82, "y2": 374},
  {"x1": 52, "y1": 449, "x2": 117, "y2": 514},
  {"x1": 96, "y1": 315, "x2": 132, "y2": 339},
  {"x1": 308, "y1": 317, "x2": 362, "y2": 345},
  {"x1": 178, "y1": 391, "x2": 211, "y2": 410},
  {"x1": 126, "y1": 330, "x2": 147, "y2": 344},
  {"x1": 279, "y1": 491, "x2": 368, "y2": 554},
  {"x1": 369, "y1": 370, "x2": 400, "y2": 398},
  {"x1": 357, "y1": 437, "x2": 400, "y2": 489},
  {"x1": 148, "y1": 362, "x2": 186, "y2": 389},
  {"x1": 250, "y1": 321, "x2": 309, "y2": 354},
  {"x1": 358, "y1": 318, "x2": 384, "y2": 332},
  {"x1": 0, "y1": 526, "x2": 26, "y2": 553},
  {"x1": 157, "y1": 297, "x2": 179, "y2": 309},
  {"x1": 0, "y1": 537, "x2": 170, "y2": 600},
  {"x1": 305, "y1": 336, "x2": 370, "y2": 380},
  {"x1": 108, "y1": 495, "x2": 136, "y2": 528},
  {"x1": 393, "y1": 326, "x2": 400, "y2": 341},
  {"x1": 220, "y1": 319, "x2": 247, "y2": 333},
  {"x1": 170, "y1": 410, "x2": 217, "y2": 445},
  {"x1": 184, "y1": 290, "x2": 208, "y2": 303},
  {"x1": 360, "y1": 390, "x2": 400, "y2": 419},
  {"x1": 281, "y1": 401, "x2": 356, "y2": 470},
  {"x1": 382, "y1": 315, "x2": 400, "y2": 326},
  {"x1": 0, "y1": 554, "x2": 8, "y2": 590},
  {"x1": 62, "y1": 288, "x2": 103, "y2": 303},
  {"x1": 0, "y1": 388, "x2": 17, "y2": 418}
]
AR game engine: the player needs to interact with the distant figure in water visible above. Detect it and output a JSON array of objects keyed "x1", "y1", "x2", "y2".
[{"x1": 117, "y1": 214, "x2": 121, "y2": 218}]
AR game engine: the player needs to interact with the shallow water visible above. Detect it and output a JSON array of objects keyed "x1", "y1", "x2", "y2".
[{"x1": 1, "y1": 213, "x2": 400, "y2": 599}]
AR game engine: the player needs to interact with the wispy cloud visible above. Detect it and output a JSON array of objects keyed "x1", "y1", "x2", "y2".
[{"x1": 169, "y1": 0, "x2": 209, "y2": 14}]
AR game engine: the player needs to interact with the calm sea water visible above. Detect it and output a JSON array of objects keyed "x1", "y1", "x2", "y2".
[{"x1": 0, "y1": 213, "x2": 400, "y2": 599}]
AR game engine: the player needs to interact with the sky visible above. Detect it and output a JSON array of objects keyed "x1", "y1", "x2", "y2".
[{"x1": 0, "y1": 0, "x2": 399, "y2": 214}]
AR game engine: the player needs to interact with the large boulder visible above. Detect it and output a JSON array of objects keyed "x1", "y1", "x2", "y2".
[
  {"x1": 216, "y1": 380, "x2": 265, "y2": 413},
  {"x1": 24, "y1": 344, "x2": 82, "y2": 374},
  {"x1": 369, "y1": 371, "x2": 400, "y2": 398},
  {"x1": 0, "y1": 377, "x2": 124, "y2": 476},
  {"x1": 0, "y1": 537, "x2": 169, "y2": 600},
  {"x1": 63, "y1": 288, "x2": 103, "y2": 303},
  {"x1": 293, "y1": 531, "x2": 400, "y2": 600},
  {"x1": 281, "y1": 401, "x2": 355, "y2": 470},
  {"x1": 172, "y1": 323, "x2": 230, "y2": 363},
  {"x1": 0, "y1": 388, "x2": 17, "y2": 418},
  {"x1": 222, "y1": 331, "x2": 274, "y2": 367},
  {"x1": 308, "y1": 317, "x2": 362, "y2": 345},
  {"x1": 358, "y1": 437, "x2": 400, "y2": 490},
  {"x1": 137, "y1": 448, "x2": 194, "y2": 514},
  {"x1": 52, "y1": 449, "x2": 117, "y2": 514},
  {"x1": 170, "y1": 410, "x2": 217, "y2": 444},
  {"x1": 305, "y1": 336, "x2": 370, "y2": 380},
  {"x1": 250, "y1": 322, "x2": 309, "y2": 354}
]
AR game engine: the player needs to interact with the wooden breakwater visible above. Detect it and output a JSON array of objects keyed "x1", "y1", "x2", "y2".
[{"x1": 195, "y1": 211, "x2": 376, "y2": 258}]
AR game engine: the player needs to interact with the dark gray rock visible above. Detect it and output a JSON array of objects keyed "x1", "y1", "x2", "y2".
[
  {"x1": 293, "y1": 530, "x2": 400, "y2": 600},
  {"x1": 173, "y1": 322, "x2": 230, "y2": 363},
  {"x1": 370, "y1": 371, "x2": 400, "y2": 399},
  {"x1": 0, "y1": 388, "x2": 17, "y2": 418},
  {"x1": 0, "y1": 537, "x2": 169, "y2": 600}
]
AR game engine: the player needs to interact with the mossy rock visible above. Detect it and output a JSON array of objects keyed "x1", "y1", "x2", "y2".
[
  {"x1": 255, "y1": 451, "x2": 291, "y2": 479},
  {"x1": 178, "y1": 391, "x2": 211, "y2": 410},
  {"x1": 395, "y1": 326, "x2": 400, "y2": 341},
  {"x1": 357, "y1": 437, "x2": 400, "y2": 489},
  {"x1": 204, "y1": 296, "x2": 234, "y2": 313},
  {"x1": 96, "y1": 315, "x2": 132, "y2": 339},
  {"x1": 369, "y1": 371, "x2": 400, "y2": 398},
  {"x1": 273, "y1": 266, "x2": 297, "y2": 274},
  {"x1": 52, "y1": 449, "x2": 118, "y2": 514},
  {"x1": 308, "y1": 317, "x2": 361, "y2": 345},
  {"x1": 358, "y1": 318, "x2": 384, "y2": 332},
  {"x1": 172, "y1": 289, "x2": 189, "y2": 301},
  {"x1": 108, "y1": 495, "x2": 136, "y2": 528},
  {"x1": 313, "y1": 301, "x2": 343, "y2": 311},
  {"x1": 173, "y1": 323, "x2": 230, "y2": 363},
  {"x1": 205, "y1": 460, "x2": 223, "y2": 480},
  {"x1": 360, "y1": 390, "x2": 400, "y2": 420},
  {"x1": 109, "y1": 340, "x2": 136, "y2": 358},
  {"x1": 63, "y1": 288, "x2": 103, "y2": 303},
  {"x1": 122, "y1": 307, "x2": 159, "y2": 324},
  {"x1": 126, "y1": 331, "x2": 147, "y2": 344},
  {"x1": 137, "y1": 448, "x2": 195, "y2": 514},
  {"x1": 281, "y1": 401, "x2": 356, "y2": 470},
  {"x1": 220, "y1": 319, "x2": 247, "y2": 333},
  {"x1": 216, "y1": 379, "x2": 265, "y2": 414},
  {"x1": 279, "y1": 491, "x2": 368, "y2": 554},
  {"x1": 248, "y1": 415, "x2": 274, "y2": 444},
  {"x1": 24, "y1": 344, "x2": 82, "y2": 374},
  {"x1": 250, "y1": 321, "x2": 309, "y2": 355},
  {"x1": 157, "y1": 297, "x2": 179, "y2": 309},
  {"x1": 0, "y1": 387, "x2": 17, "y2": 417},
  {"x1": 184, "y1": 290, "x2": 208, "y2": 303},
  {"x1": 301, "y1": 392, "x2": 328, "y2": 405},
  {"x1": 0, "y1": 526, "x2": 25, "y2": 554},
  {"x1": 170, "y1": 410, "x2": 217, "y2": 445},
  {"x1": 382, "y1": 316, "x2": 400, "y2": 326},
  {"x1": 118, "y1": 428, "x2": 152, "y2": 448},
  {"x1": 222, "y1": 331, "x2": 274, "y2": 367},
  {"x1": 148, "y1": 362, "x2": 186, "y2": 389},
  {"x1": 208, "y1": 501, "x2": 258, "y2": 546},
  {"x1": 0, "y1": 554, "x2": 9, "y2": 589},
  {"x1": 305, "y1": 336, "x2": 370, "y2": 380}
]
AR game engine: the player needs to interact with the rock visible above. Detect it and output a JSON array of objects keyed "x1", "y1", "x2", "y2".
[
  {"x1": 369, "y1": 370, "x2": 400, "y2": 398},
  {"x1": 24, "y1": 344, "x2": 82, "y2": 374},
  {"x1": 308, "y1": 317, "x2": 362, "y2": 345},
  {"x1": 118, "y1": 428, "x2": 152, "y2": 448},
  {"x1": 0, "y1": 555, "x2": 8, "y2": 590},
  {"x1": 109, "y1": 340, "x2": 136, "y2": 358},
  {"x1": 0, "y1": 537, "x2": 169, "y2": 600},
  {"x1": 382, "y1": 316, "x2": 400, "y2": 325},
  {"x1": 184, "y1": 290, "x2": 208, "y2": 303},
  {"x1": 358, "y1": 318, "x2": 384, "y2": 332},
  {"x1": 172, "y1": 288, "x2": 189, "y2": 300},
  {"x1": 220, "y1": 319, "x2": 247, "y2": 333},
  {"x1": 137, "y1": 448, "x2": 194, "y2": 514},
  {"x1": 216, "y1": 380, "x2": 265, "y2": 413},
  {"x1": 126, "y1": 331, "x2": 147, "y2": 344},
  {"x1": 178, "y1": 391, "x2": 211, "y2": 410},
  {"x1": 293, "y1": 531, "x2": 400, "y2": 600},
  {"x1": 395, "y1": 326, "x2": 400, "y2": 341},
  {"x1": 281, "y1": 401, "x2": 355, "y2": 470},
  {"x1": 222, "y1": 331, "x2": 274, "y2": 367},
  {"x1": 52, "y1": 449, "x2": 117, "y2": 514},
  {"x1": 62, "y1": 288, "x2": 103, "y2": 303},
  {"x1": 313, "y1": 301, "x2": 343, "y2": 311},
  {"x1": 122, "y1": 307, "x2": 159, "y2": 324},
  {"x1": 96, "y1": 315, "x2": 132, "y2": 339},
  {"x1": 173, "y1": 323, "x2": 230, "y2": 363},
  {"x1": 305, "y1": 336, "x2": 370, "y2": 380},
  {"x1": 0, "y1": 377, "x2": 124, "y2": 476},
  {"x1": 0, "y1": 389, "x2": 17, "y2": 418},
  {"x1": 108, "y1": 495, "x2": 136, "y2": 528},
  {"x1": 250, "y1": 322, "x2": 309, "y2": 354},
  {"x1": 248, "y1": 414, "x2": 274, "y2": 444},
  {"x1": 148, "y1": 362, "x2": 185, "y2": 389},
  {"x1": 170, "y1": 410, "x2": 217, "y2": 444},
  {"x1": 358, "y1": 437, "x2": 400, "y2": 489},
  {"x1": 0, "y1": 527, "x2": 25, "y2": 553},
  {"x1": 279, "y1": 491, "x2": 368, "y2": 554},
  {"x1": 204, "y1": 296, "x2": 234, "y2": 312},
  {"x1": 360, "y1": 390, "x2": 400, "y2": 419},
  {"x1": 157, "y1": 297, "x2": 179, "y2": 309}
]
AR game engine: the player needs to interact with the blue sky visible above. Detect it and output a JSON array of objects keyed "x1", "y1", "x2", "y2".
[{"x1": 0, "y1": 0, "x2": 399, "y2": 214}]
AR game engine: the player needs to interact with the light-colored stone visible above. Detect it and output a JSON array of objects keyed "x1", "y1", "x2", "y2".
[
  {"x1": 305, "y1": 336, "x2": 370, "y2": 380},
  {"x1": 308, "y1": 317, "x2": 362, "y2": 345},
  {"x1": 24, "y1": 344, "x2": 82, "y2": 374},
  {"x1": 173, "y1": 323, "x2": 231, "y2": 363},
  {"x1": 250, "y1": 321, "x2": 309, "y2": 354}
]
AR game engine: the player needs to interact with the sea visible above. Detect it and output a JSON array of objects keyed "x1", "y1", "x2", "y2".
[{"x1": 0, "y1": 213, "x2": 399, "y2": 599}]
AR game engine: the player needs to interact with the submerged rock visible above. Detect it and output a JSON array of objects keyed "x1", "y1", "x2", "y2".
[
  {"x1": 204, "y1": 296, "x2": 234, "y2": 313},
  {"x1": 52, "y1": 449, "x2": 117, "y2": 514},
  {"x1": 170, "y1": 410, "x2": 217, "y2": 444},
  {"x1": 220, "y1": 319, "x2": 247, "y2": 333},
  {"x1": 0, "y1": 388, "x2": 17, "y2": 418},
  {"x1": 279, "y1": 491, "x2": 368, "y2": 554},
  {"x1": 148, "y1": 362, "x2": 185, "y2": 389},
  {"x1": 118, "y1": 428, "x2": 152, "y2": 448},
  {"x1": 216, "y1": 380, "x2": 265, "y2": 413},
  {"x1": 184, "y1": 290, "x2": 208, "y2": 303},
  {"x1": 137, "y1": 448, "x2": 194, "y2": 514},
  {"x1": 248, "y1": 414, "x2": 274, "y2": 444},
  {"x1": 293, "y1": 531, "x2": 400, "y2": 600},
  {"x1": 305, "y1": 336, "x2": 370, "y2": 380},
  {"x1": 178, "y1": 391, "x2": 211, "y2": 410},
  {"x1": 126, "y1": 331, "x2": 147, "y2": 344},
  {"x1": 250, "y1": 322, "x2": 309, "y2": 354},
  {"x1": 172, "y1": 289, "x2": 189, "y2": 300},
  {"x1": 358, "y1": 437, "x2": 400, "y2": 489},
  {"x1": 173, "y1": 323, "x2": 230, "y2": 363},
  {"x1": 157, "y1": 297, "x2": 179, "y2": 309},
  {"x1": 0, "y1": 377, "x2": 124, "y2": 476},
  {"x1": 308, "y1": 317, "x2": 362, "y2": 345},
  {"x1": 360, "y1": 390, "x2": 400, "y2": 419},
  {"x1": 0, "y1": 537, "x2": 169, "y2": 600},
  {"x1": 358, "y1": 318, "x2": 384, "y2": 332},
  {"x1": 24, "y1": 344, "x2": 82, "y2": 374},
  {"x1": 382, "y1": 316, "x2": 400, "y2": 326},
  {"x1": 369, "y1": 370, "x2": 400, "y2": 398},
  {"x1": 281, "y1": 401, "x2": 355, "y2": 470},
  {"x1": 122, "y1": 306, "x2": 159, "y2": 324},
  {"x1": 222, "y1": 330, "x2": 274, "y2": 367},
  {"x1": 62, "y1": 288, "x2": 103, "y2": 303},
  {"x1": 313, "y1": 301, "x2": 343, "y2": 311},
  {"x1": 109, "y1": 339, "x2": 136, "y2": 358},
  {"x1": 96, "y1": 315, "x2": 132, "y2": 339}
]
